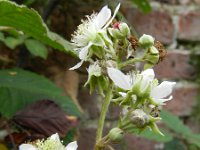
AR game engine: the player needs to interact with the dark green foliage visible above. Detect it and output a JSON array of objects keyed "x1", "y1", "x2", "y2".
[
  {"x1": 164, "y1": 138, "x2": 187, "y2": 150},
  {"x1": 0, "y1": 0, "x2": 76, "y2": 56},
  {"x1": 0, "y1": 68, "x2": 80, "y2": 118},
  {"x1": 131, "y1": 0, "x2": 151, "y2": 13}
]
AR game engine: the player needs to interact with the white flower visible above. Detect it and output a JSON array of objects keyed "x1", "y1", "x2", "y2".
[
  {"x1": 107, "y1": 67, "x2": 133, "y2": 90},
  {"x1": 70, "y1": 4, "x2": 120, "y2": 70},
  {"x1": 150, "y1": 81, "x2": 176, "y2": 105},
  {"x1": 85, "y1": 62, "x2": 102, "y2": 86},
  {"x1": 65, "y1": 141, "x2": 78, "y2": 150},
  {"x1": 107, "y1": 67, "x2": 176, "y2": 105},
  {"x1": 19, "y1": 144, "x2": 37, "y2": 150},
  {"x1": 107, "y1": 67, "x2": 154, "y2": 91},
  {"x1": 87, "y1": 62, "x2": 101, "y2": 77},
  {"x1": 19, "y1": 133, "x2": 78, "y2": 150}
]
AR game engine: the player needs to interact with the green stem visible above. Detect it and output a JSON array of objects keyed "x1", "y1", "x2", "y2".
[
  {"x1": 119, "y1": 58, "x2": 144, "y2": 68},
  {"x1": 95, "y1": 84, "x2": 113, "y2": 150}
]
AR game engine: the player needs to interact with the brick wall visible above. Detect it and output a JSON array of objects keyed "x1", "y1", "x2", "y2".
[{"x1": 66, "y1": 1, "x2": 200, "y2": 149}]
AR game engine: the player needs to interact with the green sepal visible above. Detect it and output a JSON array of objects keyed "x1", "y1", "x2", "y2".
[
  {"x1": 89, "y1": 76, "x2": 97, "y2": 94},
  {"x1": 149, "y1": 122, "x2": 164, "y2": 136},
  {"x1": 91, "y1": 46, "x2": 105, "y2": 59},
  {"x1": 92, "y1": 34, "x2": 105, "y2": 47}
]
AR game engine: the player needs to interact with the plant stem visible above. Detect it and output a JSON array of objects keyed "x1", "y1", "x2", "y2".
[
  {"x1": 95, "y1": 84, "x2": 113, "y2": 150},
  {"x1": 119, "y1": 58, "x2": 144, "y2": 68}
]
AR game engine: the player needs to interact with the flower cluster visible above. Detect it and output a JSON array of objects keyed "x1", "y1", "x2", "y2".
[
  {"x1": 69, "y1": 3, "x2": 176, "y2": 149},
  {"x1": 108, "y1": 68, "x2": 175, "y2": 135},
  {"x1": 70, "y1": 4, "x2": 120, "y2": 70},
  {"x1": 19, "y1": 133, "x2": 78, "y2": 150}
]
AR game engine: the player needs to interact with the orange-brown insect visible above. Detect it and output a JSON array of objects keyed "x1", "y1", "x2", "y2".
[
  {"x1": 128, "y1": 35, "x2": 139, "y2": 50},
  {"x1": 154, "y1": 41, "x2": 167, "y2": 62}
]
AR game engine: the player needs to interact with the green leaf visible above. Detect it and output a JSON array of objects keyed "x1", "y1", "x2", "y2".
[
  {"x1": 160, "y1": 110, "x2": 191, "y2": 135},
  {"x1": 25, "y1": 39, "x2": 48, "y2": 59},
  {"x1": 188, "y1": 134, "x2": 200, "y2": 148},
  {"x1": 0, "y1": 31, "x2": 4, "y2": 41},
  {"x1": 130, "y1": 127, "x2": 172, "y2": 142},
  {"x1": 0, "y1": 32, "x2": 24, "y2": 49},
  {"x1": 4, "y1": 36, "x2": 24, "y2": 49},
  {"x1": 164, "y1": 138, "x2": 187, "y2": 150},
  {"x1": 0, "y1": 0, "x2": 77, "y2": 56},
  {"x1": 62, "y1": 128, "x2": 77, "y2": 145},
  {"x1": 0, "y1": 68, "x2": 81, "y2": 118},
  {"x1": 137, "y1": 128, "x2": 173, "y2": 142},
  {"x1": 131, "y1": 0, "x2": 152, "y2": 13}
]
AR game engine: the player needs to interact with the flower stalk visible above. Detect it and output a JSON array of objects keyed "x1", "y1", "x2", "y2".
[
  {"x1": 95, "y1": 84, "x2": 113, "y2": 150},
  {"x1": 69, "y1": 3, "x2": 176, "y2": 150}
]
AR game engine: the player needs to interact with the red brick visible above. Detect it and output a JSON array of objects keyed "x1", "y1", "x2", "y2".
[
  {"x1": 124, "y1": 9, "x2": 174, "y2": 44},
  {"x1": 164, "y1": 83, "x2": 198, "y2": 116},
  {"x1": 194, "y1": 0, "x2": 200, "y2": 4},
  {"x1": 154, "y1": 50, "x2": 196, "y2": 80},
  {"x1": 178, "y1": 11, "x2": 200, "y2": 41},
  {"x1": 185, "y1": 118, "x2": 200, "y2": 133},
  {"x1": 178, "y1": 0, "x2": 191, "y2": 5},
  {"x1": 78, "y1": 128, "x2": 96, "y2": 150}
]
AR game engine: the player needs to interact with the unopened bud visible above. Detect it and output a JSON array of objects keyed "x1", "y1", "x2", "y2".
[
  {"x1": 150, "y1": 46, "x2": 159, "y2": 54},
  {"x1": 139, "y1": 34, "x2": 154, "y2": 48},
  {"x1": 130, "y1": 109, "x2": 149, "y2": 128},
  {"x1": 119, "y1": 22, "x2": 130, "y2": 37},
  {"x1": 108, "y1": 28, "x2": 124, "y2": 39},
  {"x1": 108, "y1": 128, "x2": 124, "y2": 143},
  {"x1": 108, "y1": 22, "x2": 130, "y2": 39},
  {"x1": 144, "y1": 47, "x2": 159, "y2": 66}
]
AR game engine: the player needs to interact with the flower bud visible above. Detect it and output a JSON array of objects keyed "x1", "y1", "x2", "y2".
[
  {"x1": 130, "y1": 109, "x2": 149, "y2": 128},
  {"x1": 108, "y1": 128, "x2": 124, "y2": 143},
  {"x1": 144, "y1": 47, "x2": 159, "y2": 69},
  {"x1": 119, "y1": 22, "x2": 130, "y2": 37},
  {"x1": 150, "y1": 46, "x2": 159, "y2": 54},
  {"x1": 139, "y1": 34, "x2": 154, "y2": 48},
  {"x1": 85, "y1": 62, "x2": 102, "y2": 92},
  {"x1": 108, "y1": 22, "x2": 130, "y2": 39},
  {"x1": 108, "y1": 28, "x2": 124, "y2": 39}
]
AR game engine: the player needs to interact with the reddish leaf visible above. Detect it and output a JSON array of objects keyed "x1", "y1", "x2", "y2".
[{"x1": 13, "y1": 100, "x2": 78, "y2": 137}]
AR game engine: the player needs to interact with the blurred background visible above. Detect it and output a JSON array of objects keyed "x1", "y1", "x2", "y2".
[{"x1": 0, "y1": 0, "x2": 200, "y2": 150}]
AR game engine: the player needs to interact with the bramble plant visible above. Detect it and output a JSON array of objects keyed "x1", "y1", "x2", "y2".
[
  {"x1": 2, "y1": 0, "x2": 200, "y2": 149},
  {"x1": 69, "y1": 4, "x2": 176, "y2": 150}
]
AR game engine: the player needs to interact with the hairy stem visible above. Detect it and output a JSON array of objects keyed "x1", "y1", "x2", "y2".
[
  {"x1": 119, "y1": 57, "x2": 144, "y2": 68},
  {"x1": 95, "y1": 84, "x2": 113, "y2": 150}
]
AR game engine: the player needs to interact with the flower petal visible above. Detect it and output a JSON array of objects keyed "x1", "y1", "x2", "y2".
[
  {"x1": 69, "y1": 60, "x2": 84, "y2": 70},
  {"x1": 154, "y1": 96, "x2": 173, "y2": 105},
  {"x1": 107, "y1": 67, "x2": 132, "y2": 90},
  {"x1": 139, "y1": 69, "x2": 155, "y2": 91},
  {"x1": 95, "y1": 5, "x2": 111, "y2": 29},
  {"x1": 151, "y1": 81, "x2": 176, "y2": 99},
  {"x1": 141, "y1": 69, "x2": 155, "y2": 80},
  {"x1": 103, "y1": 3, "x2": 120, "y2": 29},
  {"x1": 19, "y1": 144, "x2": 37, "y2": 150},
  {"x1": 79, "y1": 43, "x2": 92, "y2": 60},
  {"x1": 119, "y1": 92, "x2": 127, "y2": 97},
  {"x1": 99, "y1": 30, "x2": 113, "y2": 45},
  {"x1": 65, "y1": 141, "x2": 78, "y2": 150},
  {"x1": 50, "y1": 133, "x2": 60, "y2": 141}
]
